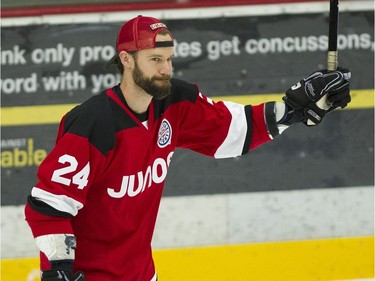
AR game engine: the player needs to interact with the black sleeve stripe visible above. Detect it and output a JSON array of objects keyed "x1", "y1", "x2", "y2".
[
  {"x1": 264, "y1": 102, "x2": 279, "y2": 139},
  {"x1": 27, "y1": 195, "x2": 73, "y2": 218},
  {"x1": 242, "y1": 105, "x2": 253, "y2": 155}
]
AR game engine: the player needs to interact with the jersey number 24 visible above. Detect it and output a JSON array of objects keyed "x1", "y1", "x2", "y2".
[{"x1": 51, "y1": 154, "x2": 90, "y2": 190}]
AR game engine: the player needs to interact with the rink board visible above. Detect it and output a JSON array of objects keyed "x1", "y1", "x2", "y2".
[{"x1": 2, "y1": 236, "x2": 373, "y2": 281}]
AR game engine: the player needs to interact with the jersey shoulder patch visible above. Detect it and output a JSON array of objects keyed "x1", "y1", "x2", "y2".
[
  {"x1": 153, "y1": 79, "x2": 199, "y2": 120},
  {"x1": 62, "y1": 92, "x2": 116, "y2": 156},
  {"x1": 170, "y1": 78, "x2": 199, "y2": 103}
]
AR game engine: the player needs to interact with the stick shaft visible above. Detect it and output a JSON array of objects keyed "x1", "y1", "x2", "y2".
[{"x1": 327, "y1": 0, "x2": 339, "y2": 71}]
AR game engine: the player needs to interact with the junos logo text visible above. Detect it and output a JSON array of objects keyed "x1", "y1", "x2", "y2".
[{"x1": 107, "y1": 151, "x2": 174, "y2": 198}]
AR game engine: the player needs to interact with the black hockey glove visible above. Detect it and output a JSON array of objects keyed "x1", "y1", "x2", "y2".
[
  {"x1": 41, "y1": 270, "x2": 84, "y2": 281},
  {"x1": 42, "y1": 269, "x2": 85, "y2": 281},
  {"x1": 282, "y1": 68, "x2": 351, "y2": 126},
  {"x1": 41, "y1": 261, "x2": 85, "y2": 281}
]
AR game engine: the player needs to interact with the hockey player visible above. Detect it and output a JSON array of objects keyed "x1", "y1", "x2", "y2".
[{"x1": 25, "y1": 15, "x2": 351, "y2": 281}]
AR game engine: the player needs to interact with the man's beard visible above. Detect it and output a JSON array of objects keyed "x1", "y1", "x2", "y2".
[{"x1": 132, "y1": 60, "x2": 171, "y2": 100}]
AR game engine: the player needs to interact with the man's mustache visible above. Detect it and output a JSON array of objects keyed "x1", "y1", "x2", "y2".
[{"x1": 153, "y1": 76, "x2": 171, "y2": 81}]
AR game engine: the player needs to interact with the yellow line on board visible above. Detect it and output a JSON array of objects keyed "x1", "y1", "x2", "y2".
[
  {"x1": 1, "y1": 89, "x2": 373, "y2": 127},
  {"x1": 1, "y1": 236, "x2": 373, "y2": 281},
  {"x1": 1, "y1": 104, "x2": 79, "y2": 127},
  {"x1": 213, "y1": 89, "x2": 375, "y2": 109}
]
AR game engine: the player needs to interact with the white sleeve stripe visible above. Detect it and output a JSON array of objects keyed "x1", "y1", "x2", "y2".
[
  {"x1": 31, "y1": 187, "x2": 83, "y2": 216},
  {"x1": 214, "y1": 101, "x2": 247, "y2": 159}
]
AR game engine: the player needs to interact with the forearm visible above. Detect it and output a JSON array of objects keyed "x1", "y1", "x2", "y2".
[
  {"x1": 25, "y1": 200, "x2": 74, "y2": 238},
  {"x1": 25, "y1": 201, "x2": 83, "y2": 280},
  {"x1": 25, "y1": 200, "x2": 75, "y2": 267}
]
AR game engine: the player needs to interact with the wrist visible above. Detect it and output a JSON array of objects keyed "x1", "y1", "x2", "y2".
[
  {"x1": 35, "y1": 234, "x2": 76, "y2": 261},
  {"x1": 264, "y1": 102, "x2": 291, "y2": 139}
]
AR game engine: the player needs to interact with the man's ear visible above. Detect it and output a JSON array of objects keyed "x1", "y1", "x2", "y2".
[{"x1": 119, "y1": 51, "x2": 133, "y2": 69}]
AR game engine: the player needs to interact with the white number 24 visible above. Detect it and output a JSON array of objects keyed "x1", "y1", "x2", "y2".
[{"x1": 51, "y1": 154, "x2": 90, "y2": 190}]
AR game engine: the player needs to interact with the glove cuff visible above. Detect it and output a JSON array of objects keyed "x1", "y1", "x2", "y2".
[
  {"x1": 50, "y1": 260, "x2": 74, "y2": 272},
  {"x1": 264, "y1": 102, "x2": 294, "y2": 138},
  {"x1": 278, "y1": 101, "x2": 305, "y2": 125}
]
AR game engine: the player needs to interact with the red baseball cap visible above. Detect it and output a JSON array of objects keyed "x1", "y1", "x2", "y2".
[{"x1": 104, "y1": 15, "x2": 174, "y2": 69}]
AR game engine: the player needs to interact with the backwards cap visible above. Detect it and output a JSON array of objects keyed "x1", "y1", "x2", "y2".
[{"x1": 104, "y1": 15, "x2": 174, "y2": 69}]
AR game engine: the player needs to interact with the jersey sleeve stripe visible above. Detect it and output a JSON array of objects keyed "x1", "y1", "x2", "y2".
[
  {"x1": 241, "y1": 105, "x2": 253, "y2": 155},
  {"x1": 28, "y1": 195, "x2": 73, "y2": 218},
  {"x1": 31, "y1": 187, "x2": 83, "y2": 216},
  {"x1": 264, "y1": 102, "x2": 280, "y2": 139},
  {"x1": 214, "y1": 101, "x2": 248, "y2": 159}
]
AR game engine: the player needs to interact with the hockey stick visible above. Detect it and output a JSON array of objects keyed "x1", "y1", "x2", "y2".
[{"x1": 307, "y1": 0, "x2": 339, "y2": 125}]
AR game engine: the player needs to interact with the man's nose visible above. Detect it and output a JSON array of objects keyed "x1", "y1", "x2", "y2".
[{"x1": 160, "y1": 61, "x2": 172, "y2": 76}]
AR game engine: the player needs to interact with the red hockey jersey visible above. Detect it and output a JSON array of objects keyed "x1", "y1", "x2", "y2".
[{"x1": 25, "y1": 78, "x2": 272, "y2": 281}]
